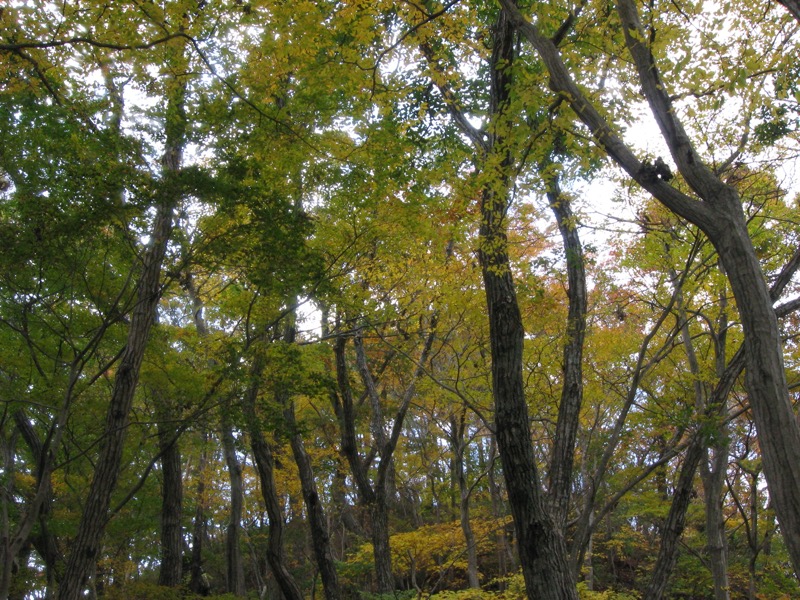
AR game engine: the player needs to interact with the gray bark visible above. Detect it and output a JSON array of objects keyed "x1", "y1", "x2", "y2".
[{"x1": 776, "y1": 0, "x2": 800, "y2": 22}]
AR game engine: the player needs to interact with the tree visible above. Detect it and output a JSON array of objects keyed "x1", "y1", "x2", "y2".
[{"x1": 500, "y1": 0, "x2": 800, "y2": 578}]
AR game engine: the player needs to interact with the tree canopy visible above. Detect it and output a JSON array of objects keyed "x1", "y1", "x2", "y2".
[{"x1": 1, "y1": 1, "x2": 800, "y2": 599}]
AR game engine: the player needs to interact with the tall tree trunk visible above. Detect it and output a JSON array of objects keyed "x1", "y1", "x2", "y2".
[
  {"x1": 423, "y1": 7, "x2": 582, "y2": 594},
  {"x1": 544, "y1": 168, "x2": 587, "y2": 528},
  {"x1": 703, "y1": 282, "x2": 731, "y2": 600},
  {"x1": 182, "y1": 268, "x2": 213, "y2": 595},
  {"x1": 221, "y1": 419, "x2": 246, "y2": 596},
  {"x1": 56, "y1": 41, "x2": 186, "y2": 599},
  {"x1": 56, "y1": 145, "x2": 180, "y2": 600},
  {"x1": 478, "y1": 11, "x2": 577, "y2": 600},
  {"x1": 712, "y1": 220, "x2": 800, "y2": 576}
]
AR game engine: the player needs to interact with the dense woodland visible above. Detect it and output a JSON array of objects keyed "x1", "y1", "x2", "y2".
[{"x1": 2, "y1": 0, "x2": 800, "y2": 599}]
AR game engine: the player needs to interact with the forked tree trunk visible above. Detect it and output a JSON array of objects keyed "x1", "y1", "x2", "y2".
[{"x1": 331, "y1": 322, "x2": 436, "y2": 595}]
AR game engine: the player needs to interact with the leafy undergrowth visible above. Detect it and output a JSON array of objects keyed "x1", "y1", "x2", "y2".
[
  {"x1": 361, "y1": 574, "x2": 641, "y2": 600},
  {"x1": 102, "y1": 582, "x2": 258, "y2": 600}
]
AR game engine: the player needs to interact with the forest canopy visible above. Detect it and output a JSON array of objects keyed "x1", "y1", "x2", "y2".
[{"x1": 1, "y1": 1, "x2": 800, "y2": 599}]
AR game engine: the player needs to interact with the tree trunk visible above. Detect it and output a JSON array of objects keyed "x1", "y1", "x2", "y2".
[
  {"x1": 6, "y1": 410, "x2": 63, "y2": 598},
  {"x1": 188, "y1": 432, "x2": 210, "y2": 596},
  {"x1": 712, "y1": 218, "x2": 800, "y2": 577},
  {"x1": 450, "y1": 413, "x2": 479, "y2": 588},
  {"x1": 249, "y1": 426, "x2": 304, "y2": 600},
  {"x1": 56, "y1": 43, "x2": 186, "y2": 599},
  {"x1": 544, "y1": 170, "x2": 587, "y2": 528},
  {"x1": 703, "y1": 283, "x2": 731, "y2": 600},
  {"x1": 221, "y1": 420, "x2": 246, "y2": 596},
  {"x1": 776, "y1": 0, "x2": 800, "y2": 22},
  {"x1": 285, "y1": 404, "x2": 341, "y2": 600},
  {"x1": 370, "y1": 489, "x2": 394, "y2": 594},
  {"x1": 331, "y1": 324, "x2": 435, "y2": 595},
  {"x1": 487, "y1": 439, "x2": 510, "y2": 582},
  {"x1": 643, "y1": 436, "x2": 705, "y2": 600},
  {"x1": 478, "y1": 11, "x2": 577, "y2": 600},
  {"x1": 703, "y1": 447, "x2": 730, "y2": 600},
  {"x1": 0, "y1": 424, "x2": 18, "y2": 600},
  {"x1": 157, "y1": 418, "x2": 183, "y2": 587},
  {"x1": 56, "y1": 164, "x2": 179, "y2": 600},
  {"x1": 243, "y1": 355, "x2": 304, "y2": 600}
]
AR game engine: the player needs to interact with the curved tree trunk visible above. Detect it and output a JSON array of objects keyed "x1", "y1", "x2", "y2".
[
  {"x1": 775, "y1": 0, "x2": 800, "y2": 22},
  {"x1": 249, "y1": 423, "x2": 304, "y2": 600},
  {"x1": 243, "y1": 353, "x2": 303, "y2": 600}
]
